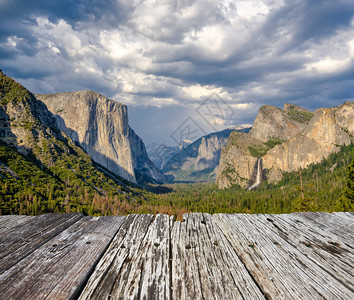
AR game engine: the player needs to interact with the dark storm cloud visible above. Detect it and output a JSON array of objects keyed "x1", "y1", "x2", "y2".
[
  {"x1": 0, "y1": 0, "x2": 132, "y2": 63},
  {"x1": 140, "y1": 0, "x2": 354, "y2": 96},
  {"x1": 0, "y1": 0, "x2": 130, "y2": 81},
  {"x1": 0, "y1": 0, "x2": 353, "y2": 144},
  {"x1": 262, "y1": 0, "x2": 354, "y2": 53},
  {"x1": 0, "y1": 0, "x2": 130, "y2": 29}
]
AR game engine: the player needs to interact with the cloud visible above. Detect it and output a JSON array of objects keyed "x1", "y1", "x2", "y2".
[{"x1": 0, "y1": 0, "x2": 353, "y2": 144}]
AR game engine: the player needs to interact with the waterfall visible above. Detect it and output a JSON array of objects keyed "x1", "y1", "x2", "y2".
[
  {"x1": 248, "y1": 158, "x2": 262, "y2": 190},
  {"x1": 255, "y1": 158, "x2": 261, "y2": 185}
]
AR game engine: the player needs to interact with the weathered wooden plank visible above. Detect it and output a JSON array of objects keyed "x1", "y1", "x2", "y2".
[
  {"x1": 171, "y1": 213, "x2": 265, "y2": 300},
  {"x1": 137, "y1": 214, "x2": 172, "y2": 299},
  {"x1": 291, "y1": 212, "x2": 354, "y2": 242},
  {"x1": 78, "y1": 214, "x2": 153, "y2": 299},
  {"x1": 213, "y1": 213, "x2": 354, "y2": 299},
  {"x1": 265, "y1": 213, "x2": 354, "y2": 290},
  {"x1": 0, "y1": 212, "x2": 352, "y2": 299},
  {"x1": 0, "y1": 215, "x2": 34, "y2": 232},
  {"x1": 260, "y1": 213, "x2": 354, "y2": 292},
  {"x1": 0, "y1": 215, "x2": 125, "y2": 300},
  {"x1": 0, "y1": 213, "x2": 83, "y2": 273},
  {"x1": 79, "y1": 214, "x2": 172, "y2": 300}
]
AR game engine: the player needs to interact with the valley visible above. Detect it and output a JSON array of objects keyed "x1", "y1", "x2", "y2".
[{"x1": 0, "y1": 69, "x2": 353, "y2": 220}]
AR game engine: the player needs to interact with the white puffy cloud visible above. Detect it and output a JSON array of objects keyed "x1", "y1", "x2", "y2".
[{"x1": 1, "y1": 0, "x2": 353, "y2": 143}]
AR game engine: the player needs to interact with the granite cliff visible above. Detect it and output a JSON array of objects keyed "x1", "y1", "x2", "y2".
[
  {"x1": 217, "y1": 102, "x2": 353, "y2": 189},
  {"x1": 250, "y1": 103, "x2": 313, "y2": 142},
  {"x1": 36, "y1": 92, "x2": 164, "y2": 184},
  {"x1": 0, "y1": 70, "x2": 151, "y2": 215},
  {"x1": 263, "y1": 102, "x2": 353, "y2": 182},
  {"x1": 217, "y1": 131, "x2": 262, "y2": 188}
]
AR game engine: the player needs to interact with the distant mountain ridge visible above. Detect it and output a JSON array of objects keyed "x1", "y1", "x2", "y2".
[
  {"x1": 146, "y1": 143, "x2": 179, "y2": 170},
  {"x1": 162, "y1": 127, "x2": 251, "y2": 182},
  {"x1": 36, "y1": 91, "x2": 164, "y2": 184},
  {"x1": 217, "y1": 102, "x2": 353, "y2": 189}
]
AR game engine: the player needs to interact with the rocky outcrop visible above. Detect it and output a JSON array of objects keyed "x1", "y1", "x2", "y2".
[
  {"x1": 216, "y1": 132, "x2": 262, "y2": 188},
  {"x1": 36, "y1": 91, "x2": 164, "y2": 184},
  {"x1": 163, "y1": 129, "x2": 237, "y2": 182},
  {"x1": 129, "y1": 129, "x2": 165, "y2": 184},
  {"x1": 217, "y1": 101, "x2": 353, "y2": 188},
  {"x1": 250, "y1": 103, "x2": 313, "y2": 142},
  {"x1": 0, "y1": 70, "x2": 150, "y2": 208},
  {"x1": 0, "y1": 69, "x2": 118, "y2": 192},
  {"x1": 263, "y1": 102, "x2": 353, "y2": 182}
]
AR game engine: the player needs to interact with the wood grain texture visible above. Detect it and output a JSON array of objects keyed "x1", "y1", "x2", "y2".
[
  {"x1": 213, "y1": 213, "x2": 354, "y2": 299},
  {"x1": 0, "y1": 212, "x2": 353, "y2": 300},
  {"x1": 266, "y1": 213, "x2": 354, "y2": 290},
  {"x1": 0, "y1": 215, "x2": 125, "y2": 300},
  {"x1": 0, "y1": 213, "x2": 83, "y2": 274},
  {"x1": 0, "y1": 215, "x2": 34, "y2": 232},
  {"x1": 291, "y1": 211, "x2": 354, "y2": 242},
  {"x1": 171, "y1": 213, "x2": 265, "y2": 300},
  {"x1": 79, "y1": 214, "x2": 172, "y2": 300}
]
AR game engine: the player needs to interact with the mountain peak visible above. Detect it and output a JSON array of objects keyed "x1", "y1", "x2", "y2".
[
  {"x1": 284, "y1": 103, "x2": 312, "y2": 113},
  {"x1": 0, "y1": 71, "x2": 149, "y2": 216},
  {"x1": 37, "y1": 90, "x2": 125, "y2": 107},
  {"x1": 36, "y1": 91, "x2": 164, "y2": 184},
  {"x1": 0, "y1": 69, "x2": 32, "y2": 106},
  {"x1": 250, "y1": 103, "x2": 313, "y2": 142},
  {"x1": 217, "y1": 101, "x2": 353, "y2": 189}
]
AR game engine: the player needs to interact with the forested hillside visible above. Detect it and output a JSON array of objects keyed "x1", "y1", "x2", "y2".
[
  {"x1": 0, "y1": 70, "x2": 150, "y2": 216},
  {"x1": 0, "y1": 140, "x2": 153, "y2": 216},
  {"x1": 151, "y1": 145, "x2": 354, "y2": 219},
  {"x1": 2, "y1": 143, "x2": 351, "y2": 220},
  {"x1": 0, "y1": 71, "x2": 352, "y2": 220}
]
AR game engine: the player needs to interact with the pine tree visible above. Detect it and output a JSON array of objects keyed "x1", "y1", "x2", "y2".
[{"x1": 335, "y1": 158, "x2": 354, "y2": 211}]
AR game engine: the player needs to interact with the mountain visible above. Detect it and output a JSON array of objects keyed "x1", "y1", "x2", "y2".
[
  {"x1": 146, "y1": 143, "x2": 179, "y2": 170},
  {"x1": 0, "y1": 69, "x2": 145, "y2": 215},
  {"x1": 178, "y1": 139, "x2": 193, "y2": 149},
  {"x1": 262, "y1": 101, "x2": 353, "y2": 182},
  {"x1": 250, "y1": 103, "x2": 313, "y2": 142},
  {"x1": 217, "y1": 102, "x2": 353, "y2": 189},
  {"x1": 36, "y1": 91, "x2": 164, "y2": 184},
  {"x1": 217, "y1": 131, "x2": 264, "y2": 189},
  {"x1": 162, "y1": 128, "x2": 250, "y2": 182}
]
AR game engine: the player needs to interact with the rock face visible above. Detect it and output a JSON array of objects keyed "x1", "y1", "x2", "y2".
[
  {"x1": 217, "y1": 102, "x2": 353, "y2": 189},
  {"x1": 263, "y1": 102, "x2": 354, "y2": 182},
  {"x1": 0, "y1": 70, "x2": 115, "y2": 187},
  {"x1": 0, "y1": 70, "x2": 147, "y2": 209},
  {"x1": 36, "y1": 91, "x2": 164, "y2": 184},
  {"x1": 216, "y1": 132, "x2": 262, "y2": 188},
  {"x1": 163, "y1": 129, "x2": 237, "y2": 182},
  {"x1": 250, "y1": 104, "x2": 313, "y2": 142}
]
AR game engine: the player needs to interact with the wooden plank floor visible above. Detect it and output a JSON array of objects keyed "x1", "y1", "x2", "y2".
[{"x1": 0, "y1": 212, "x2": 353, "y2": 299}]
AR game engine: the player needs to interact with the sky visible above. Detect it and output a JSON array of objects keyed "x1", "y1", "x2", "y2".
[{"x1": 0, "y1": 0, "x2": 354, "y2": 146}]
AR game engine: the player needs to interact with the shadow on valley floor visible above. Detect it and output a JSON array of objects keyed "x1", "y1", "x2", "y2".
[
  {"x1": 172, "y1": 180, "x2": 209, "y2": 184},
  {"x1": 139, "y1": 184, "x2": 173, "y2": 194}
]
